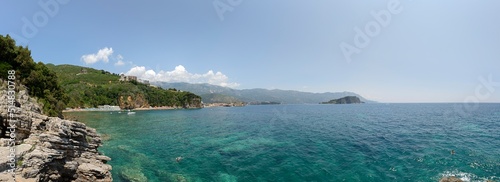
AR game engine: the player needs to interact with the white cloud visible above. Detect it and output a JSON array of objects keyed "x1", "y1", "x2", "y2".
[
  {"x1": 125, "y1": 65, "x2": 239, "y2": 88},
  {"x1": 114, "y1": 54, "x2": 125, "y2": 66},
  {"x1": 115, "y1": 60, "x2": 125, "y2": 66},
  {"x1": 81, "y1": 47, "x2": 114, "y2": 65}
]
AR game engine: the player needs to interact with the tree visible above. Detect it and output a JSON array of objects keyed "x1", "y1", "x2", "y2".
[{"x1": 0, "y1": 34, "x2": 67, "y2": 117}]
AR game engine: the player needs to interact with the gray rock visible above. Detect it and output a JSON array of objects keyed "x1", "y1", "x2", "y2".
[
  {"x1": 0, "y1": 85, "x2": 112, "y2": 181},
  {"x1": 439, "y1": 176, "x2": 463, "y2": 182},
  {"x1": 0, "y1": 144, "x2": 33, "y2": 172}
]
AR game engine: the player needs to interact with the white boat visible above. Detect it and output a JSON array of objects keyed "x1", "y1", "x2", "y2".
[{"x1": 127, "y1": 111, "x2": 136, "y2": 115}]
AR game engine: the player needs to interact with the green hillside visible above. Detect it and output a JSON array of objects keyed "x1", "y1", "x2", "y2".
[
  {"x1": 47, "y1": 64, "x2": 119, "y2": 86},
  {"x1": 46, "y1": 64, "x2": 202, "y2": 109}
]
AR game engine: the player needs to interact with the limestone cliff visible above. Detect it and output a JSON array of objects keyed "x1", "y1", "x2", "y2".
[
  {"x1": 118, "y1": 94, "x2": 149, "y2": 109},
  {"x1": 184, "y1": 97, "x2": 202, "y2": 109},
  {"x1": 0, "y1": 86, "x2": 112, "y2": 181}
]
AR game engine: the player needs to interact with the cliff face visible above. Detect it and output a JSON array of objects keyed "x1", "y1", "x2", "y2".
[
  {"x1": 184, "y1": 97, "x2": 202, "y2": 109},
  {"x1": 0, "y1": 86, "x2": 112, "y2": 181},
  {"x1": 118, "y1": 94, "x2": 149, "y2": 109},
  {"x1": 117, "y1": 92, "x2": 203, "y2": 109}
]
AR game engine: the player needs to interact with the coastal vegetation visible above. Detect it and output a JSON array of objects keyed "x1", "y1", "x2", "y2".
[{"x1": 0, "y1": 35, "x2": 67, "y2": 117}]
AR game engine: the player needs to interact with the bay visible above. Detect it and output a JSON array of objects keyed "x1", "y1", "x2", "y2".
[{"x1": 67, "y1": 104, "x2": 500, "y2": 182}]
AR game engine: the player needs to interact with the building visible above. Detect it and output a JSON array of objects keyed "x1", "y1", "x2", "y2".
[
  {"x1": 119, "y1": 74, "x2": 138, "y2": 82},
  {"x1": 97, "y1": 105, "x2": 121, "y2": 111},
  {"x1": 76, "y1": 68, "x2": 88, "y2": 75},
  {"x1": 128, "y1": 76, "x2": 137, "y2": 81},
  {"x1": 119, "y1": 74, "x2": 127, "y2": 81}
]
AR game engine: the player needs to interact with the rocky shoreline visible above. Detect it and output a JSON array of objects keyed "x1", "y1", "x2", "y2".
[{"x1": 0, "y1": 87, "x2": 112, "y2": 181}]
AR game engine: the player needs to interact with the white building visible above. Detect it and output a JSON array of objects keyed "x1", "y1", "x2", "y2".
[{"x1": 97, "y1": 105, "x2": 121, "y2": 111}]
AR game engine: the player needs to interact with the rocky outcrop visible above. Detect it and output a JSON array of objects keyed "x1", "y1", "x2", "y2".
[
  {"x1": 118, "y1": 94, "x2": 149, "y2": 110},
  {"x1": 0, "y1": 86, "x2": 112, "y2": 181},
  {"x1": 439, "y1": 176, "x2": 463, "y2": 182},
  {"x1": 183, "y1": 97, "x2": 202, "y2": 109}
]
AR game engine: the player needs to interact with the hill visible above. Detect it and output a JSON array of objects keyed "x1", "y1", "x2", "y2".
[
  {"x1": 155, "y1": 82, "x2": 374, "y2": 104},
  {"x1": 46, "y1": 64, "x2": 202, "y2": 109},
  {"x1": 321, "y1": 96, "x2": 364, "y2": 104}
]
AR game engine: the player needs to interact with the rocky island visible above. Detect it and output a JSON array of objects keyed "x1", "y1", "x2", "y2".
[{"x1": 320, "y1": 96, "x2": 364, "y2": 104}]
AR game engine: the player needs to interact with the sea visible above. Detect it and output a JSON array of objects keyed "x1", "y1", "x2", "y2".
[{"x1": 66, "y1": 104, "x2": 500, "y2": 182}]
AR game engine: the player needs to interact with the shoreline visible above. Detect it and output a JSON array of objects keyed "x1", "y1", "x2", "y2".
[{"x1": 62, "y1": 106, "x2": 198, "y2": 112}]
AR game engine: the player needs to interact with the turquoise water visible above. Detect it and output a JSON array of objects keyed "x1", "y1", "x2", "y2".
[{"x1": 68, "y1": 104, "x2": 500, "y2": 182}]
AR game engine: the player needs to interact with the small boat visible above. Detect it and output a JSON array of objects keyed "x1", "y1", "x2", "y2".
[{"x1": 127, "y1": 111, "x2": 136, "y2": 115}]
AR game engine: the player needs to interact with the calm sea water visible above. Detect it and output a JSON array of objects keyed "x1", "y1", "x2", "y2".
[{"x1": 67, "y1": 104, "x2": 500, "y2": 182}]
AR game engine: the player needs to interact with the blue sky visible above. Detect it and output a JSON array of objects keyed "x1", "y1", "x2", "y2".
[{"x1": 2, "y1": 0, "x2": 500, "y2": 103}]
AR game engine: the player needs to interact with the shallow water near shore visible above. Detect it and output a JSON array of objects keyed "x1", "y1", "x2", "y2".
[{"x1": 67, "y1": 104, "x2": 500, "y2": 182}]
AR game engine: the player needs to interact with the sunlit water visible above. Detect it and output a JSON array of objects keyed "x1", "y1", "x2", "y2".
[{"x1": 66, "y1": 104, "x2": 500, "y2": 182}]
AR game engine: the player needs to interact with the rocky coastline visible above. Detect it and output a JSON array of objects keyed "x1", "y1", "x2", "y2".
[{"x1": 0, "y1": 87, "x2": 112, "y2": 181}]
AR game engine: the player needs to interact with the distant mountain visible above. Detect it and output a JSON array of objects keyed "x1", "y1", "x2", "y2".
[
  {"x1": 200, "y1": 93, "x2": 242, "y2": 104},
  {"x1": 154, "y1": 82, "x2": 375, "y2": 104}
]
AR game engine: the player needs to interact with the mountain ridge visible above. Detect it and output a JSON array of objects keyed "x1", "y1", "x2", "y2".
[{"x1": 154, "y1": 82, "x2": 375, "y2": 104}]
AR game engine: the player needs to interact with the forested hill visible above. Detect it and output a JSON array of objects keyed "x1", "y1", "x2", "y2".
[{"x1": 46, "y1": 64, "x2": 202, "y2": 110}]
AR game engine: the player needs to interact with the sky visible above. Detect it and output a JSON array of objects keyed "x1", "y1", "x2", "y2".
[{"x1": 1, "y1": 0, "x2": 500, "y2": 103}]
